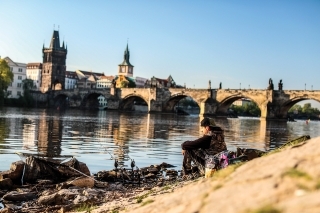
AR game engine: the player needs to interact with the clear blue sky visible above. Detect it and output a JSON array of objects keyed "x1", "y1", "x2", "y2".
[{"x1": 1, "y1": 1, "x2": 319, "y2": 93}]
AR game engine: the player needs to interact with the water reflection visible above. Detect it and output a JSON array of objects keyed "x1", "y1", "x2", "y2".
[{"x1": 0, "y1": 108, "x2": 320, "y2": 173}]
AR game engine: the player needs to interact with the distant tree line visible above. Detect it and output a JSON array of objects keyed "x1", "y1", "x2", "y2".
[
  {"x1": 230, "y1": 102, "x2": 261, "y2": 117},
  {"x1": 288, "y1": 103, "x2": 320, "y2": 120},
  {"x1": 178, "y1": 98, "x2": 199, "y2": 108}
]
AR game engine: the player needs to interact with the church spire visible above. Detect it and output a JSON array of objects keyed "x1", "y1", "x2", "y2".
[
  {"x1": 119, "y1": 43, "x2": 132, "y2": 66},
  {"x1": 49, "y1": 30, "x2": 61, "y2": 49}
]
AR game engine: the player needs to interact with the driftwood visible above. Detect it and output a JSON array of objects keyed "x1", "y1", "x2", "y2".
[{"x1": 22, "y1": 156, "x2": 90, "y2": 183}]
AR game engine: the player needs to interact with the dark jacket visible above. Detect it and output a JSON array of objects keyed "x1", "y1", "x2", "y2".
[{"x1": 181, "y1": 126, "x2": 227, "y2": 155}]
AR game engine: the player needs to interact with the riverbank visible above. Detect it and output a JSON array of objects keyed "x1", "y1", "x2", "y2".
[{"x1": 89, "y1": 136, "x2": 320, "y2": 213}]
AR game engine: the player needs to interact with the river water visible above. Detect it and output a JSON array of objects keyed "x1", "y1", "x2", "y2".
[{"x1": 0, "y1": 107, "x2": 319, "y2": 174}]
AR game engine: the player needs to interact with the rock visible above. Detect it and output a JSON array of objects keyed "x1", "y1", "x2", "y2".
[
  {"x1": 144, "y1": 173, "x2": 156, "y2": 179},
  {"x1": 68, "y1": 177, "x2": 94, "y2": 188},
  {"x1": 96, "y1": 170, "x2": 117, "y2": 181},
  {"x1": 62, "y1": 158, "x2": 91, "y2": 176},
  {"x1": 38, "y1": 192, "x2": 66, "y2": 205},
  {"x1": 78, "y1": 162, "x2": 91, "y2": 176},
  {"x1": 56, "y1": 182, "x2": 70, "y2": 190},
  {"x1": 57, "y1": 189, "x2": 79, "y2": 200},
  {"x1": 159, "y1": 162, "x2": 175, "y2": 168},
  {"x1": 0, "y1": 208, "x2": 14, "y2": 213},
  {"x1": 73, "y1": 195, "x2": 92, "y2": 205},
  {"x1": 2, "y1": 191, "x2": 36, "y2": 202},
  {"x1": 0, "y1": 161, "x2": 25, "y2": 184},
  {"x1": 147, "y1": 167, "x2": 159, "y2": 174},
  {"x1": 0, "y1": 178, "x2": 13, "y2": 190},
  {"x1": 165, "y1": 169, "x2": 178, "y2": 176}
]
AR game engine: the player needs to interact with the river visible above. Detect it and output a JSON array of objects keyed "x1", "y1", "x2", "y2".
[{"x1": 0, "y1": 107, "x2": 319, "y2": 173}]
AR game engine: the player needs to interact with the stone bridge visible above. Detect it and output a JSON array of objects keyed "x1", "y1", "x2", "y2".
[{"x1": 35, "y1": 87, "x2": 320, "y2": 120}]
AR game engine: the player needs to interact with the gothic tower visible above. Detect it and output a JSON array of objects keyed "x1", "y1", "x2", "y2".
[
  {"x1": 118, "y1": 43, "x2": 134, "y2": 77},
  {"x1": 40, "y1": 30, "x2": 67, "y2": 93}
]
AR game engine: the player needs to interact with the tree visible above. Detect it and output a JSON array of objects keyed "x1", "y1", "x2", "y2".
[
  {"x1": 120, "y1": 81, "x2": 128, "y2": 88},
  {"x1": 0, "y1": 59, "x2": 14, "y2": 106},
  {"x1": 21, "y1": 79, "x2": 35, "y2": 107}
]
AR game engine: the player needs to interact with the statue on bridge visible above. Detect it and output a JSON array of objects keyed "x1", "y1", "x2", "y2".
[
  {"x1": 219, "y1": 82, "x2": 222, "y2": 89},
  {"x1": 278, "y1": 79, "x2": 283, "y2": 90},
  {"x1": 208, "y1": 80, "x2": 211, "y2": 89},
  {"x1": 267, "y1": 78, "x2": 274, "y2": 90},
  {"x1": 112, "y1": 79, "x2": 116, "y2": 89}
]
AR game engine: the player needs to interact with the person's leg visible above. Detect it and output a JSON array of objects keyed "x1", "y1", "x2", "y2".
[
  {"x1": 182, "y1": 151, "x2": 192, "y2": 175},
  {"x1": 185, "y1": 149, "x2": 206, "y2": 176}
]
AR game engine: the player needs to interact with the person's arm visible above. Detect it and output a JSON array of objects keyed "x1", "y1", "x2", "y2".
[{"x1": 181, "y1": 135, "x2": 211, "y2": 150}]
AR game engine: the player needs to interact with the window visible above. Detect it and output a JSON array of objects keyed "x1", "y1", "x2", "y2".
[
  {"x1": 7, "y1": 91, "x2": 12, "y2": 96},
  {"x1": 18, "y1": 68, "x2": 22, "y2": 72},
  {"x1": 17, "y1": 91, "x2": 21, "y2": 96},
  {"x1": 18, "y1": 76, "x2": 22, "y2": 80},
  {"x1": 17, "y1": 83, "x2": 22, "y2": 88}
]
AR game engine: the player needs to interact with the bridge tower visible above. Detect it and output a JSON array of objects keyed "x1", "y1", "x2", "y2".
[
  {"x1": 40, "y1": 30, "x2": 67, "y2": 93},
  {"x1": 118, "y1": 43, "x2": 134, "y2": 77}
]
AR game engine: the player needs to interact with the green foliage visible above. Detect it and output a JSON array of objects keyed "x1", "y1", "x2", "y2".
[
  {"x1": 20, "y1": 79, "x2": 35, "y2": 107},
  {"x1": 135, "y1": 190, "x2": 155, "y2": 204},
  {"x1": 248, "y1": 204, "x2": 282, "y2": 213},
  {"x1": 288, "y1": 103, "x2": 320, "y2": 119},
  {"x1": 282, "y1": 168, "x2": 312, "y2": 180},
  {"x1": 0, "y1": 59, "x2": 14, "y2": 106},
  {"x1": 120, "y1": 81, "x2": 128, "y2": 88},
  {"x1": 230, "y1": 101, "x2": 261, "y2": 116},
  {"x1": 179, "y1": 97, "x2": 199, "y2": 107},
  {"x1": 141, "y1": 199, "x2": 154, "y2": 206},
  {"x1": 73, "y1": 203, "x2": 96, "y2": 212}
]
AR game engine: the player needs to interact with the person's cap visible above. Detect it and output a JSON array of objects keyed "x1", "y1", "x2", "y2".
[{"x1": 200, "y1": 117, "x2": 216, "y2": 127}]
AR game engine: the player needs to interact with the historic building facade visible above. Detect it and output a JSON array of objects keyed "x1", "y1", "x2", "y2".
[
  {"x1": 26, "y1": 62, "x2": 42, "y2": 90},
  {"x1": 4, "y1": 56, "x2": 27, "y2": 98},
  {"x1": 40, "y1": 30, "x2": 67, "y2": 93}
]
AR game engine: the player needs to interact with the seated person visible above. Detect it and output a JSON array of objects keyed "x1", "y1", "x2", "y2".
[{"x1": 181, "y1": 117, "x2": 227, "y2": 176}]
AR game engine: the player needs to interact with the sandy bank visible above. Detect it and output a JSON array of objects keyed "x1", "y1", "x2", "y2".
[{"x1": 102, "y1": 136, "x2": 320, "y2": 213}]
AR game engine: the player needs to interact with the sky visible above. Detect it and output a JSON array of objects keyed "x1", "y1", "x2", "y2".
[{"x1": 1, "y1": 1, "x2": 320, "y2": 107}]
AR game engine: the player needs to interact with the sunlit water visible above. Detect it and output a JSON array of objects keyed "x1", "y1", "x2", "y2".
[{"x1": 0, "y1": 107, "x2": 319, "y2": 174}]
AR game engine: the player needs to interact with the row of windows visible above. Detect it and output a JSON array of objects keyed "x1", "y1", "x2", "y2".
[
  {"x1": 10, "y1": 67, "x2": 24, "y2": 72},
  {"x1": 7, "y1": 91, "x2": 21, "y2": 96}
]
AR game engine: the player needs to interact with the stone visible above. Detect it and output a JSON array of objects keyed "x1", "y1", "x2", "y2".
[
  {"x1": 38, "y1": 192, "x2": 66, "y2": 206},
  {"x1": 0, "y1": 178, "x2": 13, "y2": 190},
  {"x1": 68, "y1": 177, "x2": 94, "y2": 188},
  {"x1": 2, "y1": 191, "x2": 36, "y2": 202},
  {"x1": 0, "y1": 208, "x2": 14, "y2": 213},
  {"x1": 0, "y1": 161, "x2": 24, "y2": 184}
]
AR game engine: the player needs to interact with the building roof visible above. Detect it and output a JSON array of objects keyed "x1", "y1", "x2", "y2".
[
  {"x1": 75, "y1": 70, "x2": 106, "y2": 81},
  {"x1": 100, "y1": 75, "x2": 115, "y2": 81},
  {"x1": 3, "y1": 56, "x2": 26, "y2": 67},
  {"x1": 27, "y1": 63, "x2": 42, "y2": 69},
  {"x1": 65, "y1": 71, "x2": 78, "y2": 79}
]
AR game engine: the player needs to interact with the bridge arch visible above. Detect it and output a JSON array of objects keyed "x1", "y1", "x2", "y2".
[
  {"x1": 216, "y1": 94, "x2": 262, "y2": 117},
  {"x1": 80, "y1": 92, "x2": 106, "y2": 110},
  {"x1": 53, "y1": 94, "x2": 69, "y2": 109},
  {"x1": 162, "y1": 93, "x2": 200, "y2": 113},
  {"x1": 52, "y1": 79, "x2": 63, "y2": 90},
  {"x1": 277, "y1": 97, "x2": 320, "y2": 119},
  {"x1": 119, "y1": 94, "x2": 149, "y2": 111}
]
